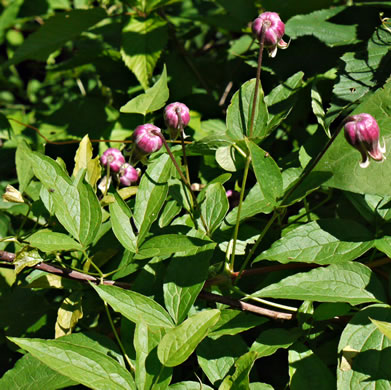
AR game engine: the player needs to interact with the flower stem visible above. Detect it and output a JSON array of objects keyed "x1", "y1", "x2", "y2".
[
  {"x1": 249, "y1": 33, "x2": 266, "y2": 138},
  {"x1": 104, "y1": 302, "x2": 135, "y2": 372},
  {"x1": 237, "y1": 118, "x2": 349, "y2": 273},
  {"x1": 229, "y1": 23, "x2": 267, "y2": 271},
  {"x1": 235, "y1": 211, "x2": 278, "y2": 282},
  {"x1": 176, "y1": 107, "x2": 191, "y2": 186},
  {"x1": 153, "y1": 130, "x2": 209, "y2": 235}
]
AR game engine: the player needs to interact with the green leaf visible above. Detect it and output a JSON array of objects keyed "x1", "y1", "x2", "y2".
[
  {"x1": 215, "y1": 145, "x2": 241, "y2": 172},
  {"x1": 109, "y1": 192, "x2": 137, "y2": 253},
  {"x1": 72, "y1": 135, "x2": 101, "y2": 188},
  {"x1": 74, "y1": 170, "x2": 103, "y2": 247},
  {"x1": 197, "y1": 335, "x2": 249, "y2": 386},
  {"x1": 169, "y1": 382, "x2": 213, "y2": 390},
  {"x1": 91, "y1": 284, "x2": 174, "y2": 328},
  {"x1": 264, "y1": 71, "x2": 304, "y2": 136},
  {"x1": 0, "y1": 0, "x2": 23, "y2": 44},
  {"x1": 252, "y1": 262, "x2": 386, "y2": 305},
  {"x1": 201, "y1": 183, "x2": 229, "y2": 234},
  {"x1": 14, "y1": 248, "x2": 43, "y2": 274},
  {"x1": 218, "y1": 351, "x2": 258, "y2": 390},
  {"x1": 251, "y1": 328, "x2": 301, "y2": 358},
  {"x1": 311, "y1": 82, "x2": 329, "y2": 137},
  {"x1": 223, "y1": 183, "x2": 274, "y2": 229},
  {"x1": 159, "y1": 199, "x2": 181, "y2": 228},
  {"x1": 313, "y1": 302, "x2": 351, "y2": 321},
  {"x1": 226, "y1": 79, "x2": 268, "y2": 140},
  {"x1": 369, "y1": 318, "x2": 391, "y2": 341},
  {"x1": 327, "y1": 25, "x2": 391, "y2": 123},
  {"x1": 209, "y1": 309, "x2": 268, "y2": 338},
  {"x1": 120, "y1": 65, "x2": 169, "y2": 115},
  {"x1": 157, "y1": 309, "x2": 220, "y2": 367},
  {"x1": 249, "y1": 384, "x2": 274, "y2": 390},
  {"x1": 0, "y1": 353, "x2": 77, "y2": 390},
  {"x1": 254, "y1": 219, "x2": 374, "y2": 265},
  {"x1": 9, "y1": 8, "x2": 107, "y2": 65},
  {"x1": 30, "y1": 152, "x2": 102, "y2": 246},
  {"x1": 121, "y1": 16, "x2": 168, "y2": 90},
  {"x1": 133, "y1": 153, "x2": 172, "y2": 246},
  {"x1": 25, "y1": 230, "x2": 83, "y2": 252},
  {"x1": 134, "y1": 323, "x2": 172, "y2": 390},
  {"x1": 337, "y1": 304, "x2": 391, "y2": 389},
  {"x1": 316, "y1": 80, "x2": 391, "y2": 196},
  {"x1": 8, "y1": 336, "x2": 135, "y2": 390},
  {"x1": 285, "y1": 6, "x2": 357, "y2": 47},
  {"x1": 55, "y1": 292, "x2": 83, "y2": 338},
  {"x1": 135, "y1": 234, "x2": 214, "y2": 259},
  {"x1": 163, "y1": 244, "x2": 213, "y2": 324},
  {"x1": 247, "y1": 140, "x2": 283, "y2": 206},
  {"x1": 289, "y1": 342, "x2": 335, "y2": 390},
  {"x1": 15, "y1": 139, "x2": 34, "y2": 193}
]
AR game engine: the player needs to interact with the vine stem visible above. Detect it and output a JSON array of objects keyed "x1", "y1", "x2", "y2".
[
  {"x1": 153, "y1": 130, "x2": 209, "y2": 235},
  {"x1": 104, "y1": 302, "x2": 135, "y2": 372},
  {"x1": 229, "y1": 24, "x2": 267, "y2": 271},
  {"x1": 176, "y1": 107, "x2": 191, "y2": 186},
  {"x1": 235, "y1": 211, "x2": 278, "y2": 282},
  {"x1": 237, "y1": 117, "x2": 351, "y2": 273},
  {"x1": 231, "y1": 285, "x2": 298, "y2": 312}
]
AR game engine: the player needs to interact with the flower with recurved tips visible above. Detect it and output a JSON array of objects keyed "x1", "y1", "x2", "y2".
[
  {"x1": 100, "y1": 148, "x2": 125, "y2": 172},
  {"x1": 119, "y1": 163, "x2": 139, "y2": 186},
  {"x1": 133, "y1": 124, "x2": 163, "y2": 155},
  {"x1": 164, "y1": 102, "x2": 190, "y2": 139},
  {"x1": 344, "y1": 113, "x2": 386, "y2": 168},
  {"x1": 252, "y1": 12, "x2": 289, "y2": 58}
]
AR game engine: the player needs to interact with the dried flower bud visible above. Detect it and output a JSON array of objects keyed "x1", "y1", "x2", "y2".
[
  {"x1": 119, "y1": 163, "x2": 139, "y2": 186},
  {"x1": 2, "y1": 185, "x2": 24, "y2": 203},
  {"x1": 164, "y1": 102, "x2": 190, "y2": 139},
  {"x1": 100, "y1": 148, "x2": 125, "y2": 172},
  {"x1": 252, "y1": 12, "x2": 289, "y2": 57},
  {"x1": 344, "y1": 113, "x2": 386, "y2": 168},
  {"x1": 133, "y1": 124, "x2": 163, "y2": 154}
]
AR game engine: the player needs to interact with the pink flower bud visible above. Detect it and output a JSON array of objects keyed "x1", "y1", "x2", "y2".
[
  {"x1": 344, "y1": 113, "x2": 386, "y2": 168},
  {"x1": 164, "y1": 102, "x2": 190, "y2": 139},
  {"x1": 100, "y1": 148, "x2": 125, "y2": 172},
  {"x1": 119, "y1": 163, "x2": 139, "y2": 186},
  {"x1": 133, "y1": 124, "x2": 163, "y2": 154},
  {"x1": 252, "y1": 12, "x2": 289, "y2": 58}
]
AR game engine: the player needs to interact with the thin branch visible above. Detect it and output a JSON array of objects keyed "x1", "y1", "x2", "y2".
[
  {"x1": 0, "y1": 250, "x2": 131, "y2": 289},
  {"x1": 198, "y1": 291, "x2": 293, "y2": 321},
  {"x1": 0, "y1": 250, "x2": 294, "y2": 320}
]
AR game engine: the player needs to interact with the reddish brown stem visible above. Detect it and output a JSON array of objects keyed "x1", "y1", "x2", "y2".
[
  {"x1": 199, "y1": 291, "x2": 293, "y2": 320},
  {"x1": 0, "y1": 250, "x2": 293, "y2": 320}
]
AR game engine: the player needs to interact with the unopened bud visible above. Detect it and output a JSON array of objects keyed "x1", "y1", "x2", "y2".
[
  {"x1": 2, "y1": 185, "x2": 24, "y2": 203},
  {"x1": 119, "y1": 163, "x2": 139, "y2": 186},
  {"x1": 100, "y1": 148, "x2": 125, "y2": 172},
  {"x1": 344, "y1": 113, "x2": 386, "y2": 168},
  {"x1": 164, "y1": 102, "x2": 190, "y2": 139},
  {"x1": 133, "y1": 124, "x2": 163, "y2": 155},
  {"x1": 252, "y1": 12, "x2": 289, "y2": 58}
]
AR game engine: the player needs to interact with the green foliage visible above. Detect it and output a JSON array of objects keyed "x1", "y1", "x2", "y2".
[{"x1": 2, "y1": 0, "x2": 391, "y2": 388}]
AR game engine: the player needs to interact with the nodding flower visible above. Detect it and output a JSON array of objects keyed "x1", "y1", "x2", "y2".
[
  {"x1": 119, "y1": 163, "x2": 139, "y2": 186},
  {"x1": 343, "y1": 113, "x2": 386, "y2": 168},
  {"x1": 252, "y1": 12, "x2": 289, "y2": 58},
  {"x1": 133, "y1": 124, "x2": 163, "y2": 155},
  {"x1": 164, "y1": 102, "x2": 190, "y2": 139},
  {"x1": 100, "y1": 148, "x2": 125, "y2": 172}
]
